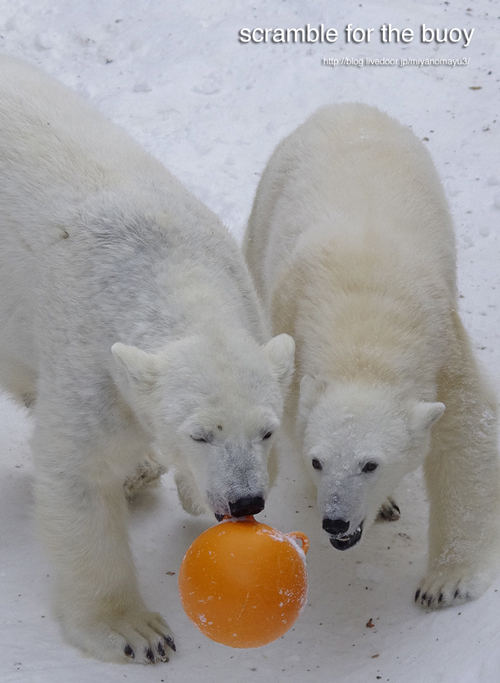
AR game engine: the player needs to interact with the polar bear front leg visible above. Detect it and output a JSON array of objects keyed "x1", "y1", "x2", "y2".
[
  {"x1": 33, "y1": 428, "x2": 175, "y2": 663},
  {"x1": 174, "y1": 468, "x2": 207, "y2": 517},
  {"x1": 417, "y1": 314, "x2": 500, "y2": 609}
]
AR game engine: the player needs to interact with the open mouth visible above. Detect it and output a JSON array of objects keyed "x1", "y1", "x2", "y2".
[{"x1": 329, "y1": 522, "x2": 364, "y2": 550}]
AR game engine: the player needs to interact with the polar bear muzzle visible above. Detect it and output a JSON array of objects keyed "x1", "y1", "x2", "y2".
[
  {"x1": 229, "y1": 495, "x2": 266, "y2": 518},
  {"x1": 324, "y1": 520, "x2": 364, "y2": 550},
  {"x1": 213, "y1": 495, "x2": 266, "y2": 522}
]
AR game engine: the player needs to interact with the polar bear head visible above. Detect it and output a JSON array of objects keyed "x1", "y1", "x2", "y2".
[
  {"x1": 298, "y1": 378, "x2": 444, "y2": 549},
  {"x1": 111, "y1": 331, "x2": 295, "y2": 519}
]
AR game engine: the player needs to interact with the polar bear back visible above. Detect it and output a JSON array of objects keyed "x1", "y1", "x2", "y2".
[
  {"x1": 245, "y1": 103, "x2": 457, "y2": 310},
  {"x1": 0, "y1": 56, "x2": 268, "y2": 399},
  {"x1": 0, "y1": 55, "x2": 167, "y2": 198},
  {"x1": 0, "y1": 55, "x2": 217, "y2": 253}
]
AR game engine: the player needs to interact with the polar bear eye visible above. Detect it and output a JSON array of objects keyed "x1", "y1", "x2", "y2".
[
  {"x1": 312, "y1": 458, "x2": 323, "y2": 471},
  {"x1": 262, "y1": 431, "x2": 273, "y2": 440},
  {"x1": 362, "y1": 461, "x2": 378, "y2": 473},
  {"x1": 191, "y1": 431, "x2": 213, "y2": 444}
]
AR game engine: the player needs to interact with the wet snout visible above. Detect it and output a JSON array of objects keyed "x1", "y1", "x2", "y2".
[
  {"x1": 229, "y1": 495, "x2": 265, "y2": 518},
  {"x1": 322, "y1": 518, "x2": 350, "y2": 535},
  {"x1": 213, "y1": 493, "x2": 265, "y2": 522},
  {"x1": 318, "y1": 472, "x2": 367, "y2": 550},
  {"x1": 208, "y1": 444, "x2": 269, "y2": 521},
  {"x1": 322, "y1": 516, "x2": 364, "y2": 550}
]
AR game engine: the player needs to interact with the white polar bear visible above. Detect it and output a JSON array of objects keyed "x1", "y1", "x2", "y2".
[
  {"x1": 0, "y1": 55, "x2": 295, "y2": 664},
  {"x1": 244, "y1": 103, "x2": 500, "y2": 609}
]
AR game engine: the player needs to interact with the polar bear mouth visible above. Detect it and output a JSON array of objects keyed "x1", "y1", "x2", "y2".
[{"x1": 329, "y1": 522, "x2": 364, "y2": 550}]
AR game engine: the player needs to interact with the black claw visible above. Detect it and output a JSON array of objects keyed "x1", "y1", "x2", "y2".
[
  {"x1": 427, "y1": 596, "x2": 433, "y2": 607},
  {"x1": 392, "y1": 503, "x2": 401, "y2": 514},
  {"x1": 438, "y1": 593, "x2": 444, "y2": 603},
  {"x1": 163, "y1": 634, "x2": 176, "y2": 652},
  {"x1": 421, "y1": 593, "x2": 427, "y2": 603},
  {"x1": 157, "y1": 641, "x2": 169, "y2": 661},
  {"x1": 415, "y1": 589, "x2": 421, "y2": 602},
  {"x1": 145, "y1": 647, "x2": 155, "y2": 663},
  {"x1": 454, "y1": 589, "x2": 460, "y2": 599},
  {"x1": 124, "y1": 644, "x2": 135, "y2": 659}
]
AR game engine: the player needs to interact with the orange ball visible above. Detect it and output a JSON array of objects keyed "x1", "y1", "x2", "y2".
[{"x1": 178, "y1": 516, "x2": 309, "y2": 648}]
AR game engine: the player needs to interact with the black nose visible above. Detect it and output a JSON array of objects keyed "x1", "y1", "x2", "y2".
[
  {"x1": 323, "y1": 518, "x2": 350, "y2": 535},
  {"x1": 229, "y1": 496, "x2": 265, "y2": 518}
]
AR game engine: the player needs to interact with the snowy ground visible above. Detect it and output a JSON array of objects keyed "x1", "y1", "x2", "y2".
[{"x1": 0, "y1": 1, "x2": 500, "y2": 682}]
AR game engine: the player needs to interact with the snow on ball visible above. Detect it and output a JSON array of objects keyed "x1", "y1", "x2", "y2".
[{"x1": 178, "y1": 516, "x2": 309, "y2": 648}]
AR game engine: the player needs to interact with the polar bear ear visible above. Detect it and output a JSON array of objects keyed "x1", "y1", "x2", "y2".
[
  {"x1": 298, "y1": 374, "x2": 327, "y2": 416},
  {"x1": 111, "y1": 342, "x2": 164, "y2": 389},
  {"x1": 263, "y1": 334, "x2": 295, "y2": 389},
  {"x1": 410, "y1": 401, "x2": 445, "y2": 433}
]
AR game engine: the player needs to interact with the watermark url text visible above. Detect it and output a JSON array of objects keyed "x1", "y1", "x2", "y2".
[{"x1": 323, "y1": 57, "x2": 470, "y2": 67}]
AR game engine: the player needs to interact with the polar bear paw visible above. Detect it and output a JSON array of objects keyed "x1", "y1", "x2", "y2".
[
  {"x1": 174, "y1": 470, "x2": 206, "y2": 516},
  {"x1": 63, "y1": 609, "x2": 176, "y2": 664},
  {"x1": 376, "y1": 497, "x2": 401, "y2": 522},
  {"x1": 124, "y1": 453, "x2": 166, "y2": 499},
  {"x1": 415, "y1": 568, "x2": 489, "y2": 609}
]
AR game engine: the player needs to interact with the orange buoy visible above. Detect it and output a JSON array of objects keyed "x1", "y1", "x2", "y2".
[{"x1": 178, "y1": 516, "x2": 309, "y2": 648}]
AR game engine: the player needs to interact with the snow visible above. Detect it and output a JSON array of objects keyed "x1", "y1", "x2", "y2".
[{"x1": 0, "y1": 0, "x2": 499, "y2": 682}]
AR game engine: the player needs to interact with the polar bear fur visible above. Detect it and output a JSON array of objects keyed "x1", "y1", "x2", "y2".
[
  {"x1": 0, "y1": 55, "x2": 295, "y2": 664},
  {"x1": 244, "y1": 103, "x2": 500, "y2": 609}
]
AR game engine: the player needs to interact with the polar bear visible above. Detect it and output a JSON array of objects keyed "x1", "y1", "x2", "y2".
[
  {"x1": 0, "y1": 55, "x2": 295, "y2": 664},
  {"x1": 244, "y1": 103, "x2": 500, "y2": 609}
]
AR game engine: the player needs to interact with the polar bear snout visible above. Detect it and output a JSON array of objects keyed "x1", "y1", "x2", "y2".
[
  {"x1": 205, "y1": 472, "x2": 269, "y2": 520},
  {"x1": 322, "y1": 517, "x2": 350, "y2": 535},
  {"x1": 326, "y1": 521, "x2": 364, "y2": 551},
  {"x1": 229, "y1": 495, "x2": 266, "y2": 518}
]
